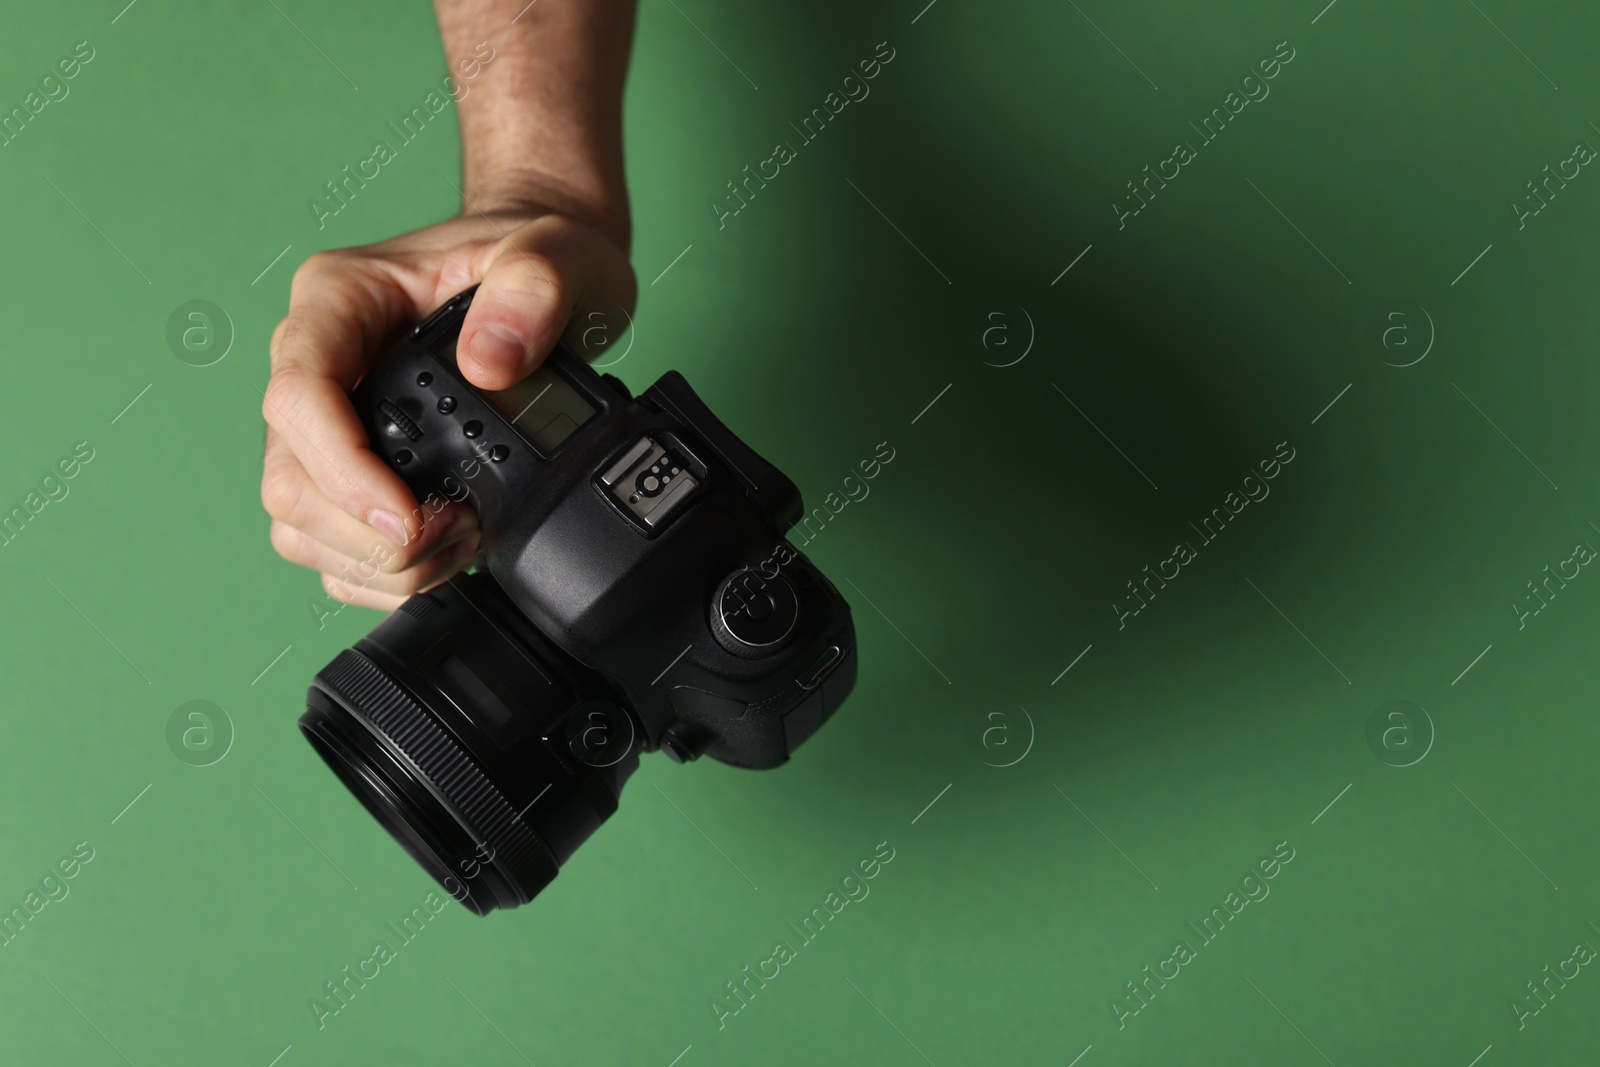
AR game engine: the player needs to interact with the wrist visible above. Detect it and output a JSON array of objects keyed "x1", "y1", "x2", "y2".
[{"x1": 463, "y1": 163, "x2": 630, "y2": 251}]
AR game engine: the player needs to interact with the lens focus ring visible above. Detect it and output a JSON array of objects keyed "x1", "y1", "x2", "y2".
[{"x1": 318, "y1": 649, "x2": 558, "y2": 905}]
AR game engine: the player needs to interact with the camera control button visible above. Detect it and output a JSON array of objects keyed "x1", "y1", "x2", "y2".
[
  {"x1": 463, "y1": 420, "x2": 483, "y2": 438},
  {"x1": 711, "y1": 568, "x2": 798, "y2": 656},
  {"x1": 796, "y1": 645, "x2": 842, "y2": 690},
  {"x1": 378, "y1": 399, "x2": 422, "y2": 442},
  {"x1": 489, "y1": 444, "x2": 509, "y2": 463},
  {"x1": 437, "y1": 396, "x2": 457, "y2": 414},
  {"x1": 659, "y1": 727, "x2": 707, "y2": 764}
]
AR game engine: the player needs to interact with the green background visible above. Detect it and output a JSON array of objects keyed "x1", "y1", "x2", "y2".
[{"x1": 3, "y1": 0, "x2": 1598, "y2": 1063}]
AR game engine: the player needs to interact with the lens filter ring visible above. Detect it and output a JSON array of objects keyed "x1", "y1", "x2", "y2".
[{"x1": 313, "y1": 649, "x2": 558, "y2": 910}]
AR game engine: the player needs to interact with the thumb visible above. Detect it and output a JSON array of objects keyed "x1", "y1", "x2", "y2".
[{"x1": 455, "y1": 216, "x2": 632, "y2": 392}]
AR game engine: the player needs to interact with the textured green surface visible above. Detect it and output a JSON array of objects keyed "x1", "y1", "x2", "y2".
[{"x1": 4, "y1": 1, "x2": 1600, "y2": 1064}]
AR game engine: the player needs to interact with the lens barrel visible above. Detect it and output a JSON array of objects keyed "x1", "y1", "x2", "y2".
[{"x1": 300, "y1": 573, "x2": 639, "y2": 915}]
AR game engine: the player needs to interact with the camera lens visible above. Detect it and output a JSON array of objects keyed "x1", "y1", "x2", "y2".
[{"x1": 300, "y1": 573, "x2": 639, "y2": 915}]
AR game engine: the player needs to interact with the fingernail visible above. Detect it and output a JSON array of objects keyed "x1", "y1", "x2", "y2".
[
  {"x1": 367, "y1": 509, "x2": 409, "y2": 545},
  {"x1": 467, "y1": 323, "x2": 527, "y2": 371}
]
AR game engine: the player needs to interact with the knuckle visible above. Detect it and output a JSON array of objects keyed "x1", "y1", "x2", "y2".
[
  {"x1": 292, "y1": 249, "x2": 344, "y2": 286},
  {"x1": 260, "y1": 366, "x2": 305, "y2": 428},
  {"x1": 268, "y1": 313, "x2": 306, "y2": 373},
  {"x1": 267, "y1": 519, "x2": 303, "y2": 561},
  {"x1": 289, "y1": 250, "x2": 364, "y2": 309},
  {"x1": 380, "y1": 545, "x2": 419, "y2": 574},
  {"x1": 364, "y1": 538, "x2": 412, "y2": 575},
  {"x1": 489, "y1": 253, "x2": 565, "y2": 309},
  {"x1": 260, "y1": 467, "x2": 308, "y2": 524}
]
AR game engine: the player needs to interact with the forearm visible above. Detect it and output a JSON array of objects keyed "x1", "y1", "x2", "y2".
[{"x1": 433, "y1": 0, "x2": 637, "y2": 248}]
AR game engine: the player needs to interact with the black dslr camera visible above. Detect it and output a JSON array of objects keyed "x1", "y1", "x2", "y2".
[{"x1": 299, "y1": 288, "x2": 857, "y2": 914}]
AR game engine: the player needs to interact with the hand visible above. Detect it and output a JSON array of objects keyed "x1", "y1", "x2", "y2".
[{"x1": 261, "y1": 206, "x2": 636, "y2": 611}]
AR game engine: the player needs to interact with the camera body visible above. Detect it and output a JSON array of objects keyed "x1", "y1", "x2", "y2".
[
  {"x1": 360, "y1": 287, "x2": 856, "y2": 769},
  {"x1": 301, "y1": 288, "x2": 856, "y2": 913}
]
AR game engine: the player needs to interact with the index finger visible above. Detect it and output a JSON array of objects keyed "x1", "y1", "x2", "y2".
[{"x1": 262, "y1": 251, "x2": 436, "y2": 555}]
